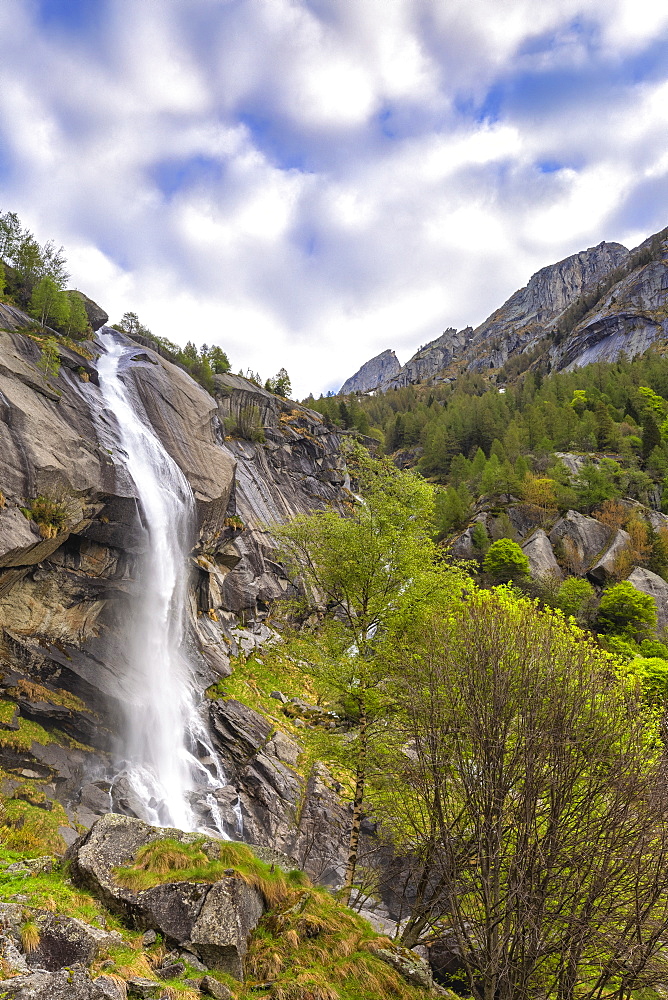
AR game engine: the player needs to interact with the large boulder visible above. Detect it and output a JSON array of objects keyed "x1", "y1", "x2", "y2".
[
  {"x1": 589, "y1": 528, "x2": 631, "y2": 582},
  {"x1": 0, "y1": 968, "x2": 125, "y2": 999},
  {"x1": 521, "y1": 529, "x2": 562, "y2": 581},
  {"x1": 25, "y1": 912, "x2": 121, "y2": 972},
  {"x1": 627, "y1": 568, "x2": 668, "y2": 632},
  {"x1": 69, "y1": 813, "x2": 264, "y2": 978},
  {"x1": 549, "y1": 511, "x2": 612, "y2": 573}
]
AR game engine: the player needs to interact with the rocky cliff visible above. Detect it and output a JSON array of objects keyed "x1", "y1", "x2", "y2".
[
  {"x1": 0, "y1": 313, "x2": 352, "y2": 879},
  {"x1": 342, "y1": 226, "x2": 668, "y2": 392},
  {"x1": 339, "y1": 349, "x2": 400, "y2": 393}
]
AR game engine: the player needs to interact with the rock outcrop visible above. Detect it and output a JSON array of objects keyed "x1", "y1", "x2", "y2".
[
  {"x1": 0, "y1": 309, "x2": 352, "y2": 869},
  {"x1": 0, "y1": 968, "x2": 127, "y2": 1000},
  {"x1": 355, "y1": 225, "x2": 668, "y2": 389},
  {"x1": 627, "y1": 568, "x2": 668, "y2": 632},
  {"x1": 548, "y1": 511, "x2": 612, "y2": 573},
  {"x1": 384, "y1": 328, "x2": 472, "y2": 389},
  {"x1": 521, "y1": 529, "x2": 563, "y2": 581},
  {"x1": 212, "y1": 373, "x2": 348, "y2": 615},
  {"x1": 70, "y1": 814, "x2": 265, "y2": 978},
  {"x1": 340, "y1": 349, "x2": 400, "y2": 394},
  {"x1": 467, "y1": 241, "x2": 629, "y2": 371}
]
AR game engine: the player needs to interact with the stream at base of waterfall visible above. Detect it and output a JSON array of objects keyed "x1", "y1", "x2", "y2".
[{"x1": 93, "y1": 332, "x2": 241, "y2": 837}]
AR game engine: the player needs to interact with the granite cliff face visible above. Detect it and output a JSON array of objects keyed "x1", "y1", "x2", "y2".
[
  {"x1": 0, "y1": 314, "x2": 351, "y2": 876},
  {"x1": 341, "y1": 226, "x2": 668, "y2": 392},
  {"x1": 339, "y1": 349, "x2": 400, "y2": 393},
  {"x1": 466, "y1": 240, "x2": 630, "y2": 372},
  {"x1": 383, "y1": 327, "x2": 473, "y2": 388}
]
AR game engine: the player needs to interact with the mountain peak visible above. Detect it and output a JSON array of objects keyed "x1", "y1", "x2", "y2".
[{"x1": 340, "y1": 348, "x2": 400, "y2": 393}]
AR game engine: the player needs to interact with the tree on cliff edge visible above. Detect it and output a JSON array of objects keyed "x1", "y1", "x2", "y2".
[{"x1": 274, "y1": 445, "x2": 464, "y2": 903}]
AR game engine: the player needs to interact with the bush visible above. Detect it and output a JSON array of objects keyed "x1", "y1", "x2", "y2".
[
  {"x1": 483, "y1": 538, "x2": 530, "y2": 582},
  {"x1": 555, "y1": 577, "x2": 596, "y2": 623},
  {"x1": 596, "y1": 581, "x2": 658, "y2": 639},
  {"x1": 628, "y1": 657, "x2": 668, "y2": 706},
  {"x1": 36, "y1": 337, "x2": 60, "y2": 379},
  {"x1": 471, "y1": 520, "x2": 490, "y2": 556}
]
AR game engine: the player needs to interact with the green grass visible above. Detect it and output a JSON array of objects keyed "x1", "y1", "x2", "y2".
[
  {"x1": 205, "y1": 653, "x2": 354, "y2": 789},
  {"x1": 113, "y1": 837, "x2": 304, "y2": 909}
]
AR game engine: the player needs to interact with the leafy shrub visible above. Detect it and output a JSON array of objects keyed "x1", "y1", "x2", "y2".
[
  {"x1": 628, "y1": 657, "x2": 668, "y2": 706},
  {"x1": 36, "y1": 336, "x2": 60, "y2": 378},
  {"x1": 483, "y1": 538, "x2": 530, "y2": 582},
  {"x1": 596, "y1": 581, "x2": 658, "y2": 639},
  {"x1": 555, "y1": 577, "x2": 596, "y2": 623}
]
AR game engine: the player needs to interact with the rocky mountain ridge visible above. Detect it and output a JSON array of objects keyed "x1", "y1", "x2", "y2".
[
  {"x1": 339, "y1": 349, "x2": 400, "y2": 394},
  {"x1": 339, "y1": 226, "x2": 668, "y2": 392}
]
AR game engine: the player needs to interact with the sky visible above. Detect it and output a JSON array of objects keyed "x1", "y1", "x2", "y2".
[{"x1": 1, "y1": 1, "x2": 668, "y2": 398}]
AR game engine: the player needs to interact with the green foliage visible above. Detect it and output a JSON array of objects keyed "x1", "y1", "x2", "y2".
[
  {"x1": 433, "y1": 485, "x2": 471, "y2": 539},
  {"x1": 482, "y1": 538, "x2": 529, "y2": 582},
  {"x1": 596, "y1": 580, "x2": 658, "y2": 639},
  {"x1": 112, "y1": 313, "x2": 231, "y2": 396},
  {"x1": 266, "y1": 367, "x2": 292, "y2": 398},
  {"x1": 274, "y1": 446, "x2": 466, "y2": 900},
  {"x1": 471, "y1": 520, "x2": 490, "y2": 555},
  {"x1": 305, "y1": 345, "x2": 668, "y2": 518},
  {"x1": 29, "y1": 277, "x2": 69, "y2": 328},
  {"x1": 226, "y1": 404, "x2": 265, "y2": 442},
  {"x1": 554, "y1": 576, "x2": 596, "y2": 623},
  {"x1": 207, "y1": 344, "x2": 231, "y2": 373},
  {"x1": 387, "y1": 586, "x2": 668, "y2": 996},
  {"x1": 35, "y1": 336, "x2": 60, "y2": 379},
  {"x1": 24, "y1": 490, "x2": 78, "y2": 535},
  {"x1": 628, "y1": 656, "x2": 668, "y2": 706},
  {"x1": 0, "y1": 260, "x2": 5, "y2": 297},
  {"x1": 0, "y1": 209, "x2": 69, "y2": 301},
  {"x1": 65, "y1": 290, "x2": 90, "y2": 338}
]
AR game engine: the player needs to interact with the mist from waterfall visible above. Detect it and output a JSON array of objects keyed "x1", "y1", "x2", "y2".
[{"x1": 96, "y1": 333, "x2": 231, "y2": 834}]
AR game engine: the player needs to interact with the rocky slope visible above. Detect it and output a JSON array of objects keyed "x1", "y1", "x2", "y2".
[
  {"x1": 0, "y1": 312, "x2": 353, "y2": 881},
  {"x1": 339, "y1": 225, "x2": 668, "y2": 392},
  {"x1": 339, "y1": 349, "x2": 400, "y2": 394}
]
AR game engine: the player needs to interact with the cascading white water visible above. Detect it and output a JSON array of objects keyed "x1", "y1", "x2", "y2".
[{"x1": 95, "y1": 333, "x2": 232, "y2": 834}]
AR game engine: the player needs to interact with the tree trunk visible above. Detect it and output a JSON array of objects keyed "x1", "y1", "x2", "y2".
[{"x1": 341, "y1": 704, "x2": 367, "y2": 906}]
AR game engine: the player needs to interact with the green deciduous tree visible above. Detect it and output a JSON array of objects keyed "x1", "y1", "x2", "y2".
[
  {"x1": 206, "y1": 345, "x2": 231, "y2": 373},
  {"x1": 65, "y1": 291, "x2": 90, "y2": 338},
  {"x1": 554, "y1": 576, "x2": 596, "y2": 623},
  {"x1": 29, "y1": 277, "x2": 69, "y2": 328},
  {"x1": 274, "y1": 447, "x2": 463, "y2": 903},
  {"x1": 483, "y1": 537, "x2": 530, "y2": 582},
  {"x1": 387, "y1": 589, "x2": 668, "y2": 1000},
  {"x1": 596, "y1": 580, "x2": 658, "y2": 639}
]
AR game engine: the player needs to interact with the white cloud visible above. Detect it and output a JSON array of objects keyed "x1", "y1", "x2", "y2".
[{"x1": 0, "y1": 0, "x2": 666, "y2": 396}]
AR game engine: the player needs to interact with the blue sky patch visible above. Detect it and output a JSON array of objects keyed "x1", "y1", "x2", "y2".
[
  {"x1": 35, "y1": 0, "x2": 106, "y2": 34},
  {"x1": 151, "y1": 156, "x2": 225, "y2": 200}
]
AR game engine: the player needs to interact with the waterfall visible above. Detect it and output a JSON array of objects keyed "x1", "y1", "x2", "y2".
[{"x1": 95, "y1": 332, "x2": 232, "y2": 835}]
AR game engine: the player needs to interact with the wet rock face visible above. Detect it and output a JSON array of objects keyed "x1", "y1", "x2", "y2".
[
  {"x1": 339, "y1": 349, "x2": 401, "y2": 393},
  {"x1": 208, "y1": 699, "x2": 349, "y2": 885},
  {"x1": 0, "y1": 316, "x2": 351, "y2": 875}
]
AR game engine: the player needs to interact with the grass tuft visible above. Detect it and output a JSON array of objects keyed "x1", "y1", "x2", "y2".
[
  {"x1": 134, "y1": 838, "x2": 208, "y2": 874},
  {"x1": 20, "y1": 918, "x2": 41, "y2": 953},
  {"x1": 114, "y1": 837, "x2": 298, "y2": 910}
]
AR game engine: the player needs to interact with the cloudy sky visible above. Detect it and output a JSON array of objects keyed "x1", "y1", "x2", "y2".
[{"x1": 1, "y1": 0, "x2": 667, "y2": 397}]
